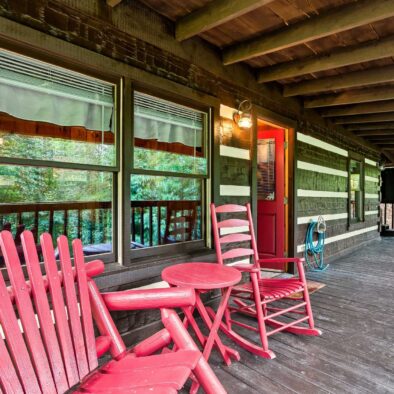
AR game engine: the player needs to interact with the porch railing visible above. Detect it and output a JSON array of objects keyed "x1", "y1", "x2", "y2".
[{"x1": 0, "y1": 199, "x2": 200, "y2": 248}]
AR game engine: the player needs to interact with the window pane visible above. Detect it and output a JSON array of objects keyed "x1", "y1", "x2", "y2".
[
  {"x1": 350, "y1": 160, "x2": 362, "y2": 221},
  {"x1": 257, "y1": 138, "x2": 276, "y2": 201},
  {"x1": 130, "y1": 175, "x2": 202, "y2": 248},
  {"x1": 0, "y1": 50, "x2": 115, "y2": 166},
  {"x1": 133, "y1": 92, "x2": 207, "y2": 175},
  {"x1": 0, "y1": 165, "x2": 113, "y2": 265}
]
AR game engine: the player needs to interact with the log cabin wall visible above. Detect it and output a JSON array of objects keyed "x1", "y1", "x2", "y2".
[
  {"x1": 295, "y1": 125, "x2": 380, "y2": 258},
  {"x1": 0, "y1": 0, "x2": 382, "y2": 342}
]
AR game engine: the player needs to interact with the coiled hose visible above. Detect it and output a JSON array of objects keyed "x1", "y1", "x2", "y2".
[{"x1": 304, "y1": 216, "x2": 329, "y2": 271}]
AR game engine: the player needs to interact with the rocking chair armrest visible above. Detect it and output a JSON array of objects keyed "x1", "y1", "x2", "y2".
[
  {"x1": 257, "y1": 257, "x2": 302, "y2": 265},
  {"x1": 232, "y1": 263, "x2": 260, "y2": 273},
  {"x1": 101, "y1": 287, "x2": 196, "y2": 311},
  {"x1": 257, "y1": 257, "x2": 306, "y2": 279},
  {"x1": 85, "y1": 260, "x2": 105, "y2": 277}
]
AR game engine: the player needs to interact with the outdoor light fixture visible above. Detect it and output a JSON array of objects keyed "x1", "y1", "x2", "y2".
[{"x1": 233, "y1": 99, "x2": 253, "y2": 129}]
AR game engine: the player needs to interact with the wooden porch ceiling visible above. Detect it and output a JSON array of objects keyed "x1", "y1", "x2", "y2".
[{"x1": 135, "y1": 0, "x2": 394, "y2": 165}]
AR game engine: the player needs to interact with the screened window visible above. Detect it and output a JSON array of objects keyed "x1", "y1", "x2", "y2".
[
  {"x1": 0, "y1": 50, "x2": 117, "y2": 263},
  {"x1": 131, "y1": 92, "x2": 208, "y2": 249},
  {"x1": 349, "y1": 159, "x2": 364, "y2": 223}
]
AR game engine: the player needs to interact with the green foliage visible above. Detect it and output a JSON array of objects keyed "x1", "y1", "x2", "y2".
[{"x1": 0, "y1": 131, "x2": 203, "y2": 250}]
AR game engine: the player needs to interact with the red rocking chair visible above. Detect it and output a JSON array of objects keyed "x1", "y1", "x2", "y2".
[
  {"x1": 0, "y1": 230, "x2": 226, "y2": 394},
  {"x1": 210, "y1": 203, "x2": 321, "y2": 359}
]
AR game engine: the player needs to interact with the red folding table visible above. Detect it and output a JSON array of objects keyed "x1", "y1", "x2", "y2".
[{"x1": 162, "y1": 262, "x2": 241, "y2": 377}]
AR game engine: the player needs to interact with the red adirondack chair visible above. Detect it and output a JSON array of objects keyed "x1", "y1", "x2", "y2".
[
  {"x1": 210, "y1": 203, "x2": 321, "y2": 359},
  {"x1": 0, "y1": 230, "x2": 226, "y2": 394}
]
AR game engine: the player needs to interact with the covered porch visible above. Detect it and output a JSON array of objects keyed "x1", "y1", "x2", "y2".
[{"x1": 0, "y1": 0, "x2": 393, "y2": 393}]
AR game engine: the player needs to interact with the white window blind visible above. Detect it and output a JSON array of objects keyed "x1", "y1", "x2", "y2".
[
  {"x1": 0, "y1": 49, "x2": 114, "y2": 132},
  {"x1": 134, "y1": 91, "x2": 203, "y2": 147}
]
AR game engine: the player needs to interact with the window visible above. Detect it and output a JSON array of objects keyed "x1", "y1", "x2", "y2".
[
  {"x1": 0, "y1": 50, "x2": 117, "y2": 264},
  {"x1": 131, "y1": 91, "x2": 208, "y2": 250},
  {"x1": 349, "y1": 158, "x2": 364, "y2": 224},
  {"x1": 257, "y1": 138, "x2": 275, "y2": 201}
]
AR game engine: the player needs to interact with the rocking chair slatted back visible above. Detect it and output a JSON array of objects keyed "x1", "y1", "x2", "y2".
[
  {"x1": 0, "y1": 230, "x2": 100, "y2": 393},
  {"x1": 211, "y1": 203, "x2": 259, "y2": 266}
]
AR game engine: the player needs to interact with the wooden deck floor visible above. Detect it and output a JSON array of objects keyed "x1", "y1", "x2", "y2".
[{"x1": 193, "y1": 238, "x2": 394, "y2": 394}]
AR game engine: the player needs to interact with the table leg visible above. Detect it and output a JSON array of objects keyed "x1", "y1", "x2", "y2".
[
  {"x1": 196, "y1": 288, "x2": 240, "y2": 365},
  {"x1": 183, "y1": 305, "x2": 207, "y2": 348},
  {"x1": 190, "y1": 288, "x2": 240, "y2": 394}
]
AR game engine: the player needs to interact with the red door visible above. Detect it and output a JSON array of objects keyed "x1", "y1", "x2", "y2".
[{"x1": 257, "y1": 126, "x2": 285, "y2": 265}]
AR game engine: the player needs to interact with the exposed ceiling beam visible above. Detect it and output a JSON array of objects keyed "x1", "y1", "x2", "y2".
[
  {"x1": 223, "y1": 0, "x2": 394, "y2": 65},
  {"x1": 106, "y1": 0, "x2": 122, "y2": 6},
  {"x1": 368, "y1": 140, "x2": 394, "y2": 145},
  {"x1": 258, "y1": 36, "x2": 394, "y2": 83},
  {"x1": 284, "y1": 65, "x2": 394, "y2": 97},
  {"x1": 176, "y1": 0, "x2": 274, "y2": 41},
  {"x1": 363, "y1": 133, "x2": 394, "y2": 141},
  {"x1": 376, "y1": 143, "x2": 394, "y2": 149},
  {"x1": 321, "y1": 101, "x2": 394, "y2": 117},
  {"x1": 304, "y1": 86, "x2": 394, "y2": 108},
  {"x1": 347, "y1": 124, "x2": 394, "y2": 131},
  {"x1": 334, "y1": 113, "x2": 394, "y2": 124},
  {"x1": 358, "y1": 130, "x2": 394, "y2": 136}
]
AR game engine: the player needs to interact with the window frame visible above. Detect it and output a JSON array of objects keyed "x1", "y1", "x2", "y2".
[
  {"x1": 0, "y1": 47, "x2": 121, "y2": 264},
  {"x1": 348, "y1": 152, "x2": 365, "y2": 227},
  {"x1": 126, "y1": 82, "x2": 212, "y2": 261}
]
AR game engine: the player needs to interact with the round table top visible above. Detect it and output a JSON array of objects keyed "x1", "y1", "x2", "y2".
[{"x1": 162, "y1": 262, "x2": 242, "y2": 290}]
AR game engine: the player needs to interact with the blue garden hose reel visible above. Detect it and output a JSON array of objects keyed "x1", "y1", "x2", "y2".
[{"x1": 304, "y1": 216, "x2": 329, "y2": 271}]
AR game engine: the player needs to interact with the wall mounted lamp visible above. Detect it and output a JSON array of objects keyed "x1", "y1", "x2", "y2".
[{"x1": 233, "y1": 99, "x2": 253, "y2": 129}]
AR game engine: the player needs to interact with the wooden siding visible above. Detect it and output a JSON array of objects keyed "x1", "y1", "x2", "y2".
[
  {"x1": 295, "y1": 132, "x2": 380, "y2": 258},
  {"x1": 218, "y1": 105, "x2": 252, "y2": 206}
]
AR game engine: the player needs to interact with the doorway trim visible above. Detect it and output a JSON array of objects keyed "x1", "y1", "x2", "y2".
[{"x1": 251, "y1": 106, "x2": 297, "y2": 261}]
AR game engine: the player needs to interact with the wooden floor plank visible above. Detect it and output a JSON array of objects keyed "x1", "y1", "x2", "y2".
[{"x1": 194, "y1": 238, "x2": 394, "y2": 393}]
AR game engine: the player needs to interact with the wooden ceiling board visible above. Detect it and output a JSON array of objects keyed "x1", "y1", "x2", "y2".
[
  {"x1": 199, "y1": 0, "x2": 356, "y2": 49},
  {"x1": 265, "y1": 0, "x2": 312, "y2": 23},
  {"x1": 138, "y1": 0, "x2": 213, "y2": 20},
  {"x1": 240, "y1": 25, "x2": 384, "y2": 72},
  {"x1": 199, "y1": 6, "x2": 290, "y2": 48},
  {"x1": 136, "y1": 0, "x2": 394, "y2": 155},
  {"x1": 368, "y1": 16, "x2": 394, "y2": 37}
]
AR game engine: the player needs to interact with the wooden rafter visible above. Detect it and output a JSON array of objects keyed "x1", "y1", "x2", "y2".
[
  {"x1": 362, "y1": 133, "x2": 394, "y2": 138},
  {"x1": 224, "y1": 0, "x2": 394, "y2": 65},
  {"x1": 376, "y1": 143, "x2": 394, "y2": 149},
  {"x1": 347, "y1": 124, "x2": 394, "y2": 131},
  {"x1": 284, "y1": 65, "x2": 394, "y2": 97},
  {"x1": 304, "y1": 86, "x2": 394, "y2": 109},
  {"x1": 368, "y1": 140, "x2": 394, "y2": 145},
  {"x1": 334, "y1": 113, "x2": 394, "y2": 124},
  {"x1": 321, "y1": 101, "x2": 394, "y2": 117},
  {"x1": 106, "y1": 0, "x2": 123, "y2": 6},
  {"x1": 354, "y1": 129, "x2": 394, "y2": 137},
  {"x1": 176, "y1": 0, "x2": 274, "y2": 41},
  {"x1": 258, "y1": 36, "x2": 394, "y2": 83}
]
